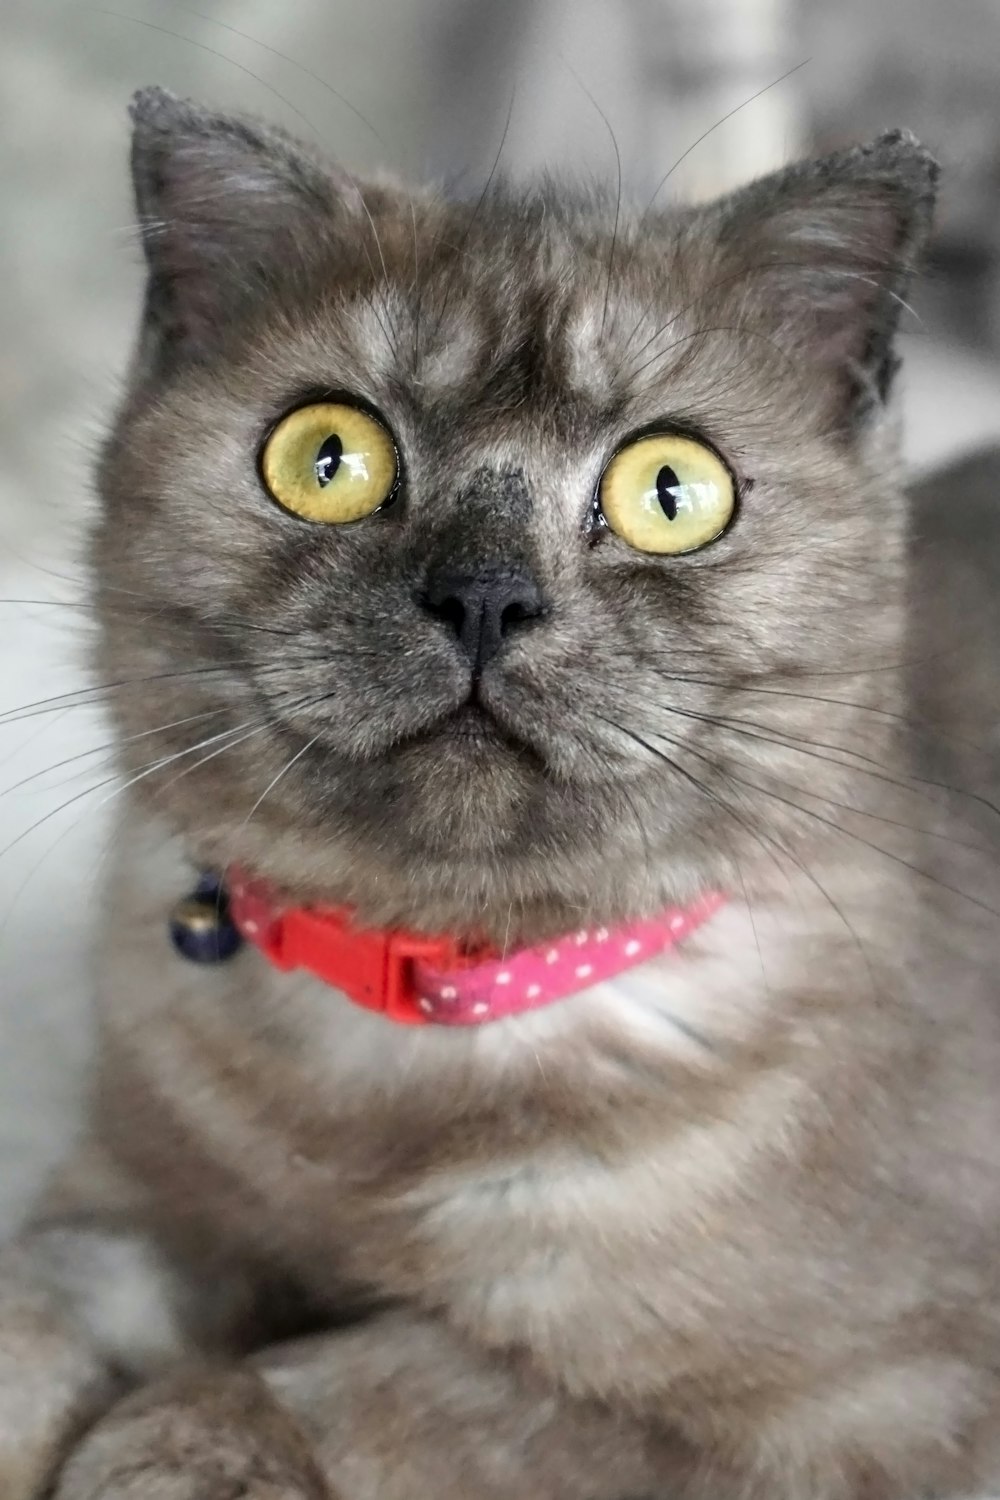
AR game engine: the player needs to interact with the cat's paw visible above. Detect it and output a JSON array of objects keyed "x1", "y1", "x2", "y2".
[
  {"x1": 53, "y1": 1368, "x2": 334, "y2": 1500},
  {"x1": 56, "y1": 1470, "x2": 321, "y2": 1500},
  {"x1": 0, "y1": 1255, "x2": 118, "y2": 1500}
]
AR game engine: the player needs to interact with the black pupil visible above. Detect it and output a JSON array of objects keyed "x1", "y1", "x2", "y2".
[
  {"x1": 655, "y1": 464, "x2": 682, "y2": 521},
  {"x1": 315, "y1": 434, "x2": 343, "y2": 487}
]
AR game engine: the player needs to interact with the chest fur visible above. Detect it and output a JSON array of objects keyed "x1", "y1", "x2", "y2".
[{"x1": 93, "y1": 814, "x2": 958, "y2": 1404}]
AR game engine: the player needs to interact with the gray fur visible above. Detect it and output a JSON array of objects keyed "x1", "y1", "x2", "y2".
[
  {"x1": 7, "y1": 90, "x2": 1000, "y2": 1500},
  {"x1": 96, "y1": 88, "x2": 939, "y2": 943}
]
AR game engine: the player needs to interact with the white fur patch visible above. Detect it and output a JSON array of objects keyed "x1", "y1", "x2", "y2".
[
  {"x1": 563, "y1": 304, "x2": 617, "y2": 402},
  {"x1": 342, "y1": 294, "x2": 405, "y2": 382},
  {"x1": 418, "y1": 318, "x2": 481, "y2": 392},
  {"x1": 37, "y1": 1229, "x2": 184, "y2": 1375}
]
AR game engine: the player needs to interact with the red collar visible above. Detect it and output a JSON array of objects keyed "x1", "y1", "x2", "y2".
[{"x1": 228, "y1": 872, "x2": 724, "y2": 1027}]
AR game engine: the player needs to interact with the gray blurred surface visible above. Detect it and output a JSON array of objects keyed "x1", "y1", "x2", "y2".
[{"x1": 1, "y1": 0, "x2": 1000, "y2": 1232}]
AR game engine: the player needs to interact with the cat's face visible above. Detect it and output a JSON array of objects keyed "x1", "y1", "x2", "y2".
[{"x1": 94, "y1": 91, "x2": 936, "y2": 940}]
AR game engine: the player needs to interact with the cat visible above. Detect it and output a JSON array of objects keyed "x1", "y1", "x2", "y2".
[{"x1": 1, "y1": 82, "x2": 999, "y2": 1500}]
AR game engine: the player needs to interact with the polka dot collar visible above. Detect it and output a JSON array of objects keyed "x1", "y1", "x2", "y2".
[{"x1": 225, "y1": 870, "x2": 725, "y2": 1027}]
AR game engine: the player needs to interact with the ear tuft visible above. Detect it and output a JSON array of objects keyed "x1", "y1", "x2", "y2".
[
  {"x1": 129, "y1": 84, "x2": 193, "y2": 131},
  {"x1": 850, "y1": 128, "x2": 940, "y2": 197}
]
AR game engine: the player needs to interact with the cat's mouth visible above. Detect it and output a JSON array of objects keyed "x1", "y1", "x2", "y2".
[
  {"x1": 438, "y1": 704, "x2": 500, "y2": 741},
  {"x1": 261, "y1": 671, "x2": 548, "y2": 775},
  {"x1": 412, "y1": 700, "x2": 540, "y2": 759}
]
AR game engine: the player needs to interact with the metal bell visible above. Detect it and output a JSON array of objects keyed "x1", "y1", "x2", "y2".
[{"x1": 169, "y1": 873, "x2": 242, "y2": 964}]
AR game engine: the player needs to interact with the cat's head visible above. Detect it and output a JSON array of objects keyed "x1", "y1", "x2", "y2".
[{"x1": 94, "y1": 87, "x2": 937, "y2": 941}]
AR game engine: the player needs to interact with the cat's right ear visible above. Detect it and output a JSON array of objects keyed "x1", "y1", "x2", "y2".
[{"x1": 128, "y1": 87, "x2": 339, "y2": 369}]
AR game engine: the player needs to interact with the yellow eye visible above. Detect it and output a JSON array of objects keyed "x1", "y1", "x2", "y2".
[
  {"x1": 598, "y1": 434, "x2": 735, "y2": 555},
  {"x1": 260, "y1": 402, "x2": 398, "y2": 523}
]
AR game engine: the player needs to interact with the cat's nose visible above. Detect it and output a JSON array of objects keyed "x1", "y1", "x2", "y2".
[{"x1": 422, "y1": 565, "x2": 546, "y2": 671}]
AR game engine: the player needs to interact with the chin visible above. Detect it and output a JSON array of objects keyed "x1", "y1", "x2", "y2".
[{"x1": 361, "y1": 726, "x2": 546, "y2": 861}]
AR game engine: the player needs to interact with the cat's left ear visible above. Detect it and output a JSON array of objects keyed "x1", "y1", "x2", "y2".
[
  {"x1": 128, "y1": 87, "x2": 343, "y2": 369},
  {"x1": 692, "y1": 130, "x2": 938, "y2": 431}
]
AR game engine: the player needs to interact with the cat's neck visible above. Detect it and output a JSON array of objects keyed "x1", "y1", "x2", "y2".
[{"x1": 106, "y1": 803, "x2": 909, "y2": 1098}]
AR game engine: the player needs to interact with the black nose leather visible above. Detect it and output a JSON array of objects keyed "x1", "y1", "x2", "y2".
[{"x1": 423, "y1": 565, "x2": 546, "y2": 670}]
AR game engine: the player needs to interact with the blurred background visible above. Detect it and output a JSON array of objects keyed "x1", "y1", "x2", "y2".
[{"x1": 2, "y1": 0, "x2": 1000, "y2": 1229}]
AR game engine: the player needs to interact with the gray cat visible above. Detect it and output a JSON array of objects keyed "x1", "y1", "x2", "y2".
[{"x1": 1, "y1": 85, "x2": 999, "y2": 1500}]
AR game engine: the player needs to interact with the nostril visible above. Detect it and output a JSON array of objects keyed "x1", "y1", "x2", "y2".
[
  {"x1": 427, "y1": 592, "x2": 466, "y2": 637},
  {"x1": 421, "y1": 565, "x2": 547, "y2": 670},
  {"x1": 500, "y1": 597, "x2": 537, "y2": 633}
]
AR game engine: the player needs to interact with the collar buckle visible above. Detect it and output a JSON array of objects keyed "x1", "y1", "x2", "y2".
[{"x1": 256, "y1": 901, "x2": 468, "y2": 1026}]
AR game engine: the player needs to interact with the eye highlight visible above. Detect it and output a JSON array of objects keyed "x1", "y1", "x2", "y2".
[
  {"x1": 260, "y1": 402, "x2": 398, "y2": 523},
  {"x1": 597, "y1": 434, "x2": 735, "y2": 555}
]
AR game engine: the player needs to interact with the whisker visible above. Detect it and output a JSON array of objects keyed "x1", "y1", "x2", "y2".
[
  {"x1": 150, "y1": 718, "x2": 285, "y2": 799},
  {"x1": 0, "y1": 708, "x2": 306, "y2": 933},
  {"x1": 171, "y1": 2, "x2": 392, "y2": 151},
  {"x1": 686, "y1": 742, "x2": 1000, "y2": 921},
  {"x1": 350, "y1": 190, "x2": 402, "y2": 360},
  {"x1": 409, "y1": 193, "x2": 422, "y2": 372},
  {"x1": 0, "y1": 665, "x2": 242, "y2": 728},
  {"x1": 635, "y1": 671, "x2": 1000, "y2": 829},
  {"x1": 640, "y1": 698, "x2": 989, "y2": 834},
  {"x1": 0, "y1": 645, "x2": 380, "y2": 730},
  {"x1": 196, "y1": 4, "x2": 412, "y2": 362},
  {"x1": 559, "y1": 59, "x2": 622, "y2": 336},
  {"x1": 636, "y1": 59, "x2": 810, "y2": 225},
  {"x1": 719, "y1": 741, "x2": 997, "y2": 861},
  {"x1": 629, "y1": 322, "x2": 799, "y2": 385},
  {"x1": 593, "y1": 709, "x2": 786, "y2": 891},
  {"x1": 595, "y1": 709, "x2": 855, "y2": 986},
  {"x1": 588, "y1": 736, "x2": 657, "y2": 884},
  {"x1": 0, "y1": 707, "x2": 228, "y2": 798},
  {"x1": 0, "y1": 598, "x2": 93, "y2": 609},
  {"x1": 640, "y1": 663, "x2": 990, "y2": 753},
  {"x1": 0, "y1": 707, "x2": 75, "y2": 774},
  {"x1": 224, "y1": 731, "x2": 320, "y2": 859},
  {"x1": 620, "y1": 260, "x2": 905, "y2": 373},
  {"x1": 621, "y1": 718, "x2": 881, "y2": 982},
  {"x1": 93, "y1": 8, "x2": 323, "y2": 142},
  {"x1": 429, "y1": 85, "x2": 516, "y2": 350},
  {"x1": 0, "y1": 714, "x2": 272, "y2": 865}
]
